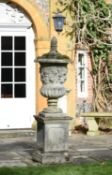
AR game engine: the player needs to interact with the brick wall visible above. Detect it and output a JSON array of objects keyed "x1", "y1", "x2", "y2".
[
  {"x1": 75, "y1": 0, "x2": 112, "y2": 117},
  {"x1": 87, "y1": 53, "x2": 93, "y2": 104}
]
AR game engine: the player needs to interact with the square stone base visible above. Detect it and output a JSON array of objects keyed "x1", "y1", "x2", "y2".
[
  {"x1": 32, "y1": 150, "x2": 70, "y2": 164},
  {"x1": 33, "y1": 112, "x2": 72, "y2": 164}
]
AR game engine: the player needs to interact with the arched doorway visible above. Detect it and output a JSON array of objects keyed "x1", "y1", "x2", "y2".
[{"x1": 0, "y1": 2, "x2": 35, "y2": 129}]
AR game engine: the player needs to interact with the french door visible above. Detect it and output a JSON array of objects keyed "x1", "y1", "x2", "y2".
[{"x1": 0, "y1": 30, "x2": 35, "y2": 129}]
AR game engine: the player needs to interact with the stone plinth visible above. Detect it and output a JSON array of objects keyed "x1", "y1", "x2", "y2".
[{"x1": 33, "y1": 112, "x2": 71, "y2": 164}]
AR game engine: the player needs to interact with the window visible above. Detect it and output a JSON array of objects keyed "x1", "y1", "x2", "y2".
[
  {"x1": 77, "y1": 50, "x2": 88, "y2": 97},
  {"x1": 0, "y1": 36, "x2": 26, "y2": 98}
]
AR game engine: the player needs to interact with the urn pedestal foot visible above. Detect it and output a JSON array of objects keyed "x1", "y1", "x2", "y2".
[{"x1": 32, "y1": 112, "x2": 72, "y2": 164}]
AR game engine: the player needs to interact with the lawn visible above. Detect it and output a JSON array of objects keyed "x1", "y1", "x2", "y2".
[{"x1": 0, "y1": 162, "x2": 112, "y2": 175}]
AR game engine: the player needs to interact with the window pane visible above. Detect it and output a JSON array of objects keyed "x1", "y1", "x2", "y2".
[
  {"x1": 15, "y1": 52, "x2": 26, "y2": 66},
  {"x1": 14, "y1": 84, "x2": 26, "y2": 98},
  {"x1": 15, "y1": 68, "x2": 26, "y2": 82},
  {"x1": 14, "y1": 37, "x2": 26, "y2": 50},
  {"x1": 80, "y1": 81, "x2": 85, "y2": 92},
  {"x1": 79, "y1": 68, "x2": 85, "y2": 79},
  {"x1": 1, "y1": 68, "x2": 12, "y2": 82},
  {"x1": 1, "y1": 52, "x2": 13, "y2": 66},
  {"x1": 1, "y1": 84, "x2": 13, "y2": 98},
  {"x1": 1, "y1": 37, "x2": 12, "y2": 50},
  {"x1": 78, "y1": 53, "x2": 84, "y2": 65}
]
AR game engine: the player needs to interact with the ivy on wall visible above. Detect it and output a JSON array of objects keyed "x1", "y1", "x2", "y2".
[{"x1": 58, "y1": 0, "x2": 112, "y2": 112}]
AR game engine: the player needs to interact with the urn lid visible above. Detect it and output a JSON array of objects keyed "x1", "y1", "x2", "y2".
[{"x1": 35, "y1": 37, "x2": 70, "y2": 64}]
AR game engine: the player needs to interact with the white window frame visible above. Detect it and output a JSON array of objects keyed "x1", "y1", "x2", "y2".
[
  {"x1": 77, "y1": 50, "x2": 88, "y2": 98},
  {"x1": 0, "y1": 32, "x2": 27, "y2": 99}
]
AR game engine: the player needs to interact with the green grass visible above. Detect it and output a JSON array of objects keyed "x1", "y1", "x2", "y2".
[{"x1": 0, "y1": 161, "x2": 112, "y2": 175}]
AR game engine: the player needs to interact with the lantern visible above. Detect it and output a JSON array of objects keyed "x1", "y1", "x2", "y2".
[{"x1": 53, "y1": 12, "x2": 65, "y2": 33}]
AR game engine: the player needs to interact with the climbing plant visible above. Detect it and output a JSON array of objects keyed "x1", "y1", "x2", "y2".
[{"x1": 58, "y1": 0, "x2": 112, "y2": 112}]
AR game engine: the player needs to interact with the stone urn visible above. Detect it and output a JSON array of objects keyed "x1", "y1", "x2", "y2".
[
  {"x1": 36, "y1": 36, "x2": 69, "y2": 113},
  {"x1": 33, "y1": 37, "x2": 71, "y2": 164}
]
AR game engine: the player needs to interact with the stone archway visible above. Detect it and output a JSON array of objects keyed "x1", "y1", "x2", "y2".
[{"x1": 9, "y1": 0, "x2": 49, "y2": 38}]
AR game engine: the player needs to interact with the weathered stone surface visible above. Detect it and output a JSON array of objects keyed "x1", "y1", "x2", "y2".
[
  {"x1": 32, "y1": 150, "x2": 70, "y2": 164},
  {"x1": 0, "y1": 162, "x2": 27, "y2": 167},
  {"x1": 0, "y1": 134, "x2": 112, "y2": 166},
  {"x1": 36, "y1": 37, "x2": 69, "y2": 114},
  {"x1": 0, "y1": 152, "x2": 27, "y2": 167},
  {"x1": 33, "y1": 112, "x2": 72, "y2": 164},
  {"x1": 36, "y1": 113, "x2": 71, "y2": 152},
  {"x1": 81, "y1": 112, "x2": 112, "y2": 135},
  {"x1": 0, "y1": 152, "x2": 20, "y2": 160},
  {"x1": 72, "y1": 156, "x2": 97, "y2": 165},
  {"x1": 81, "y1": 150, "x2": 112, "y2": 161}
]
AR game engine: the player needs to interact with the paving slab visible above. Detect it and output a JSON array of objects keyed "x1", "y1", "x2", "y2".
[
  {"x1": 0, "y1": 152, "x2": 27, "y2": 167},
  {"x1": 0, "y1": 134, "x2": 111, "y2": 166},
  {"x1": 82, "y1": 150, "x2": 112, "y2": 161},
  {"x1": 0, "y1": 162, "x2": 27, "y2": 167},
  {"x1": 72, "y1": 156, "x2": 97, "y2": 165}
]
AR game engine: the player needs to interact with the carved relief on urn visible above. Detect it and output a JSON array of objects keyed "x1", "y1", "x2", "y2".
[
  {"x1": 40, "y1": 66, "x2": 67, "y2": 99},
  {"x1": 36, "y1": 37, "x2": 69, "y2": 113}
]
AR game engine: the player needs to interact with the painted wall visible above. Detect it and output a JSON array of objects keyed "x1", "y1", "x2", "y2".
[
  {"x1": 50, "y1": 0, "x2": 76, "y2": 118},
  {"x1": 7, "y1": 0, "x2": 76, "y2": 124}
]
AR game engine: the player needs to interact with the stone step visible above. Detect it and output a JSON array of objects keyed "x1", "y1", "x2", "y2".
[{"x1": 0, "y1": 129, "x2": 36, "y2": 139}]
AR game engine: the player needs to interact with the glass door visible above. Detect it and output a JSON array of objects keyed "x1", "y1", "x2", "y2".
[{"x1": 0, "y1": 30, "x2": 35, "y2": 129}]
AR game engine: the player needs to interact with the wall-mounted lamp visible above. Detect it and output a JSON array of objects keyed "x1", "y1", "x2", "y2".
[{"x1": 53, "y1": 12, "x2": 65, "y2": 33}]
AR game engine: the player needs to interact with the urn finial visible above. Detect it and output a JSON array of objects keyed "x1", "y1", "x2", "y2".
[{"x1": 50, "y1": 36, "x2": 57, "y2": 54}]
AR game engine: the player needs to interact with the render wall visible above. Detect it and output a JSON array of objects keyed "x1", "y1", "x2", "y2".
[{"x1": 8, "y1": 0, "x2": 76, "y2": 120}]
